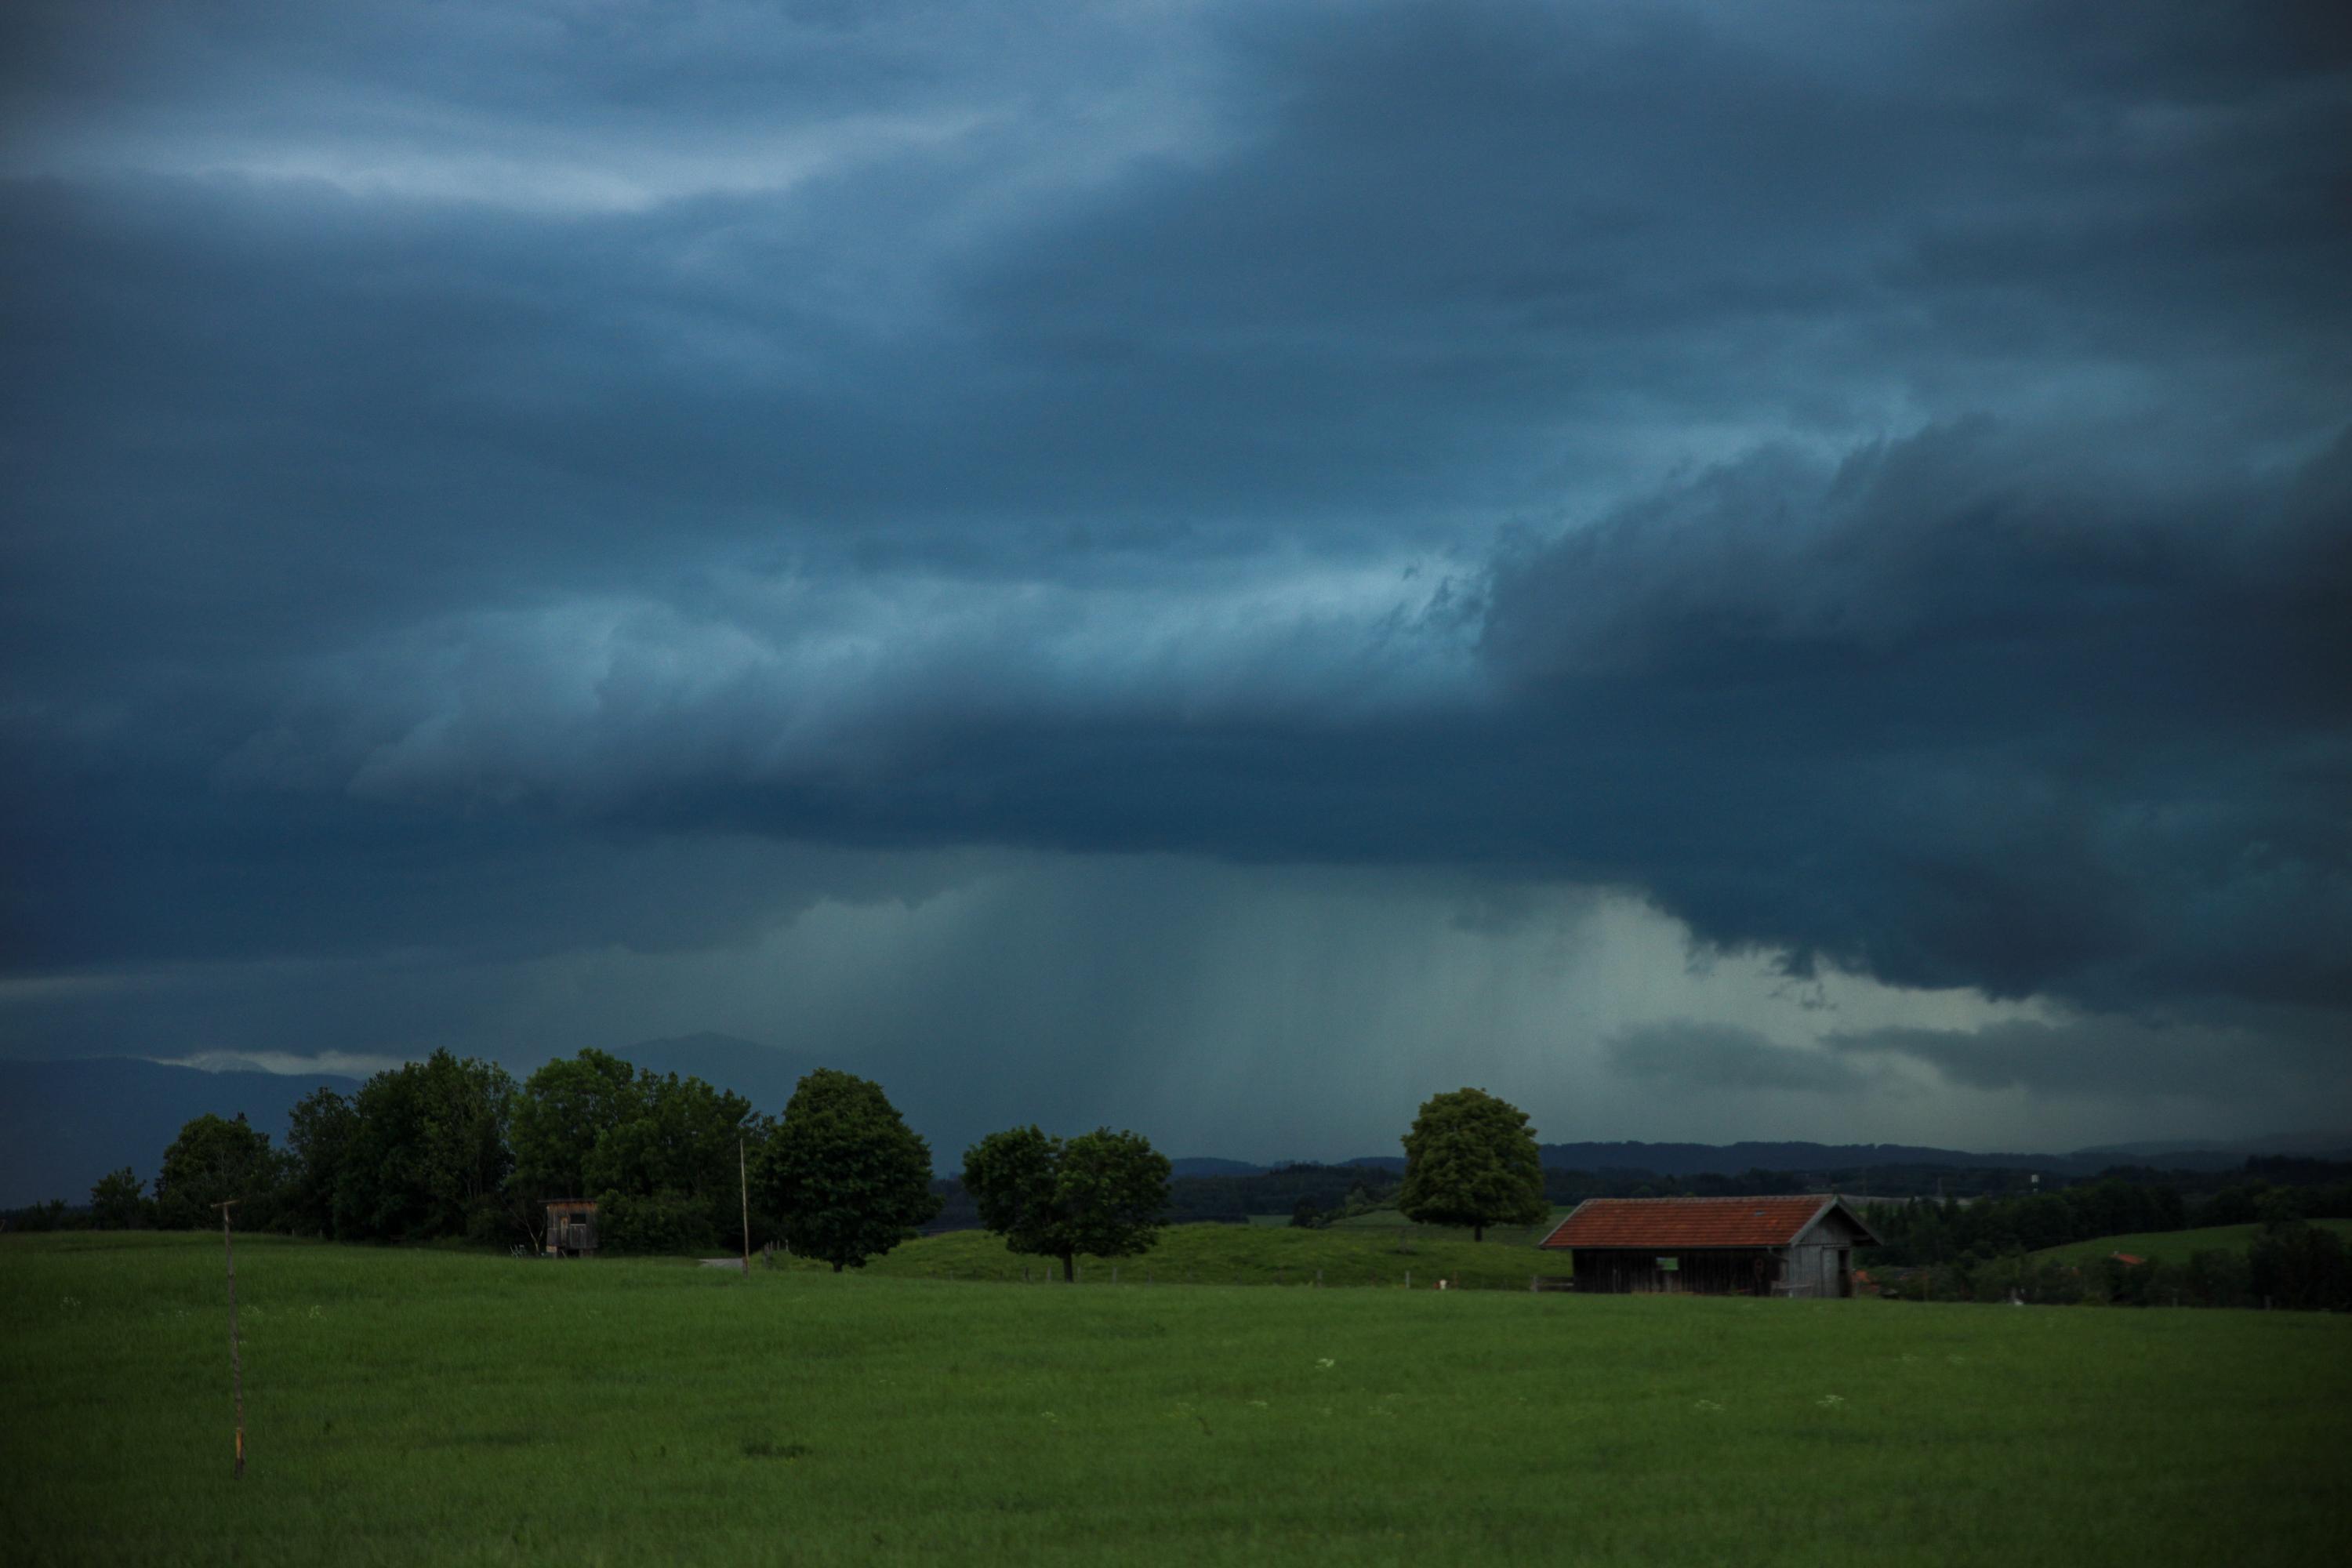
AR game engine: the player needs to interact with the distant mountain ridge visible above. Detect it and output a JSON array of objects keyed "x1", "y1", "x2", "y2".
[
  {"x1": 1536, "y1": 1139, "x2": 2072, "y2": 1177},
  {"x1": 1167, "y1": 1157, "x2": 1269, "y2": 1178},
  {"x1": 0, "y1": 1058, "x2": 362, "y2": 1208},
  {"x1": 1336, "y1": 1135, "x2": 2352, "y2": 1181}
]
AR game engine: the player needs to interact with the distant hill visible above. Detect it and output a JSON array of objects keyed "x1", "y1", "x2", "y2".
[
  {"x1": 1335, "y1": 1136, "x2": 2352, "y2": 1181},
  {"x1": 2068, "y1": 1133, "x2": 2352, "y2": 1171},
  {"x1": 1169, "y1": 1157, "x2": 1269, "y2": 1178},
  {"x1": 0, "y1": 1058, "x2": 361, "y2": 1208},
  {"x1": 1531, "y1": 1140, "x2": 2075, "y2": 1177}
]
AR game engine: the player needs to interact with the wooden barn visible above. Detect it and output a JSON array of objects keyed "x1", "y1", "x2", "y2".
[
  {"x1": 1537, "y1": 1196, "x2": 1878, "y2": 1298},
  {"x1": 543, "y1": 1200, "x2": 599, "y2": 1258}
]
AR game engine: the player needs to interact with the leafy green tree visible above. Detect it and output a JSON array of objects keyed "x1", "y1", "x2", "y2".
[
  {"x1": 155, "y1": 1112, "x2": 284, "y2": 1229},
  {"x1": 2250, "y1": 1221, "x2": 2352, "y2": 1311},
  {"x1": 581, "y1": 1069, "x2": 755, "y2": 1252},
  {"x1": 961, "y1": 1126, "x2": 1171, "y2": 1282},
  {"x1": 595, "y1": 1189, "x2": 710, "y2": 1254},
  {"x1": 2183, "y1": 1247, "x2": 2252, "y2": 1309},
  {"x1": 335, "y1": 1051, "x2": 515, "y2": 1242},
  {"x1": 508, "y1": 1050, "x2": 760, "y2": 1253},
  {"x1": 510, "y1": 1049, "x2": 641, "y2": 1203},
  {"x1": 1397, "y1": 1087, "x2": 1547, "y2": 1241},
  {"x1": 757, "y1": 1069, "x2": 939, "y2": 1271},
  {"x1": 89, "y1": 1167, "x2": 149, "y2": 1229},
  {"x1": 281, "y1": 1087, "x2": 358, "y2": 1237},
  {"x1": 6, "y1": 1199, "x2": 71, "y2": 1232}
]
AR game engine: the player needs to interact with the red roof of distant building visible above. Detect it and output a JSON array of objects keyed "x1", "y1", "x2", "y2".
[
  {"x1": 1538, "y1": 1196, "x2": 1876, "y2": 1250},
  {"x1": 2110, "y1": 1251, "x2": 2146, "y2": 1266}
]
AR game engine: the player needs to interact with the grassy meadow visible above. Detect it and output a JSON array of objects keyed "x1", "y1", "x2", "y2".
[
  {"x1": 805, "y1": 1218, "x2": 1565, "y2": 1287},
  {"x1": 5, "y1": 1232, "x2": 2350, "y2": 1567}
]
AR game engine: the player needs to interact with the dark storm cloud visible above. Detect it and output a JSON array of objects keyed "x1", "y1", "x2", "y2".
[
  {"x1": 3, "y1": 1, "x2": 2349, "y2": 1068},
  {"x1": 1479, "y1": 418, "x2": 2352, "y2": 1012}
]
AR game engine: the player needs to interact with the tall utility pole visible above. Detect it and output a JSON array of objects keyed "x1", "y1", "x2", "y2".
[
  {"x1": 739, "y1": 1138, "x2": 752, "y2": 1279},
  {"x1": 216, "y1": 1199, "x2": 245, "y2": 1479}
]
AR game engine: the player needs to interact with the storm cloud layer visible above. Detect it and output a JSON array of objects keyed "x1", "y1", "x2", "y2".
[{"x1": 4, "y1": 2, "x2": 2349, "y2": 1150}]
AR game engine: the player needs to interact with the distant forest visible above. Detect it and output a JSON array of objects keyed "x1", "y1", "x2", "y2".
[{"x1": 920, "y1": 1155, "x2": 2352, "y2": 1237}]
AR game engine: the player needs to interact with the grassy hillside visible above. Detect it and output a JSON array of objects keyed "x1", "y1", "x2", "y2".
[
  {"x1": 1323, "y1": 1207, "x2": 1570, "y2": 1246},
  {"x1": 8, "y1": 1233, "x2": 2351, "y2": 1566},
  {"x1": 2031, "y1": 1218, "x2": 2352, "y2": 1268},
  {"x1": 1239, "y1": 1209, "x2": 1569, "y2": 1247},
  {"x1": 845, "y1": 1221, "x2": 1560, "y2": 1287}
]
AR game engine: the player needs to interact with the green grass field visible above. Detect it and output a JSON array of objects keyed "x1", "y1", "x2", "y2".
[
  {"x1": 2031, "y1": 1218, "x2": 2352, "y2": 1267},
  {"x1": 830, "y1": 1220, "x2": 1563, "y2": 1287},
  {"x1": 6, "y1": 1232, "x2": 2349, "y2": 1566}
]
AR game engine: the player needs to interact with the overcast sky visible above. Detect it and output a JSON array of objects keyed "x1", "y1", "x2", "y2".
[{"x1": 4, "y1": 0, "x2": 2348, "y2": 1160}]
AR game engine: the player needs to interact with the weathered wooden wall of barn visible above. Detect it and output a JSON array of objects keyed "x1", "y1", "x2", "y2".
[
  {"x1": 1570, "y1": 1249, "x2": 1776, "y2": 1295},
  {"x1": 1783, "y1": 1209, "x2": 1870, "y2": 1297},
  {"x1": 1784, "y1": 1244, "x2": 1839, "y2": 1297}
]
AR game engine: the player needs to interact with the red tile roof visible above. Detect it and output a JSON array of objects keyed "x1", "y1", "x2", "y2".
[{"x1": 1538, "y1": 1196, "x2": 1870, "y2": 1250}]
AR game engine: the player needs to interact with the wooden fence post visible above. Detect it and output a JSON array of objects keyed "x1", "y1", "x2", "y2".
[
  {"x1": 216, "y1": 1199, "x2": 245, "y2": 1479},
  {"x1": 738, "y1": 1138, "x2": 751, "y2": 1279}
]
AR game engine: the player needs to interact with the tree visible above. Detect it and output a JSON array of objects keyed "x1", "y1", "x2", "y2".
[
  {"x1": 510, "y1": 1049, "x2": 641, "y2": 1203},
  {"x1": 89, "y1": 1167, "x2": 149, "y2": 1229},
  {"x1": 1397, "y1": 1087, "x2": 1547, "y2": 1241},
  {"x1": 282, "y1": 1087, "x2": 358, "y2": 1238},
  {"x1": 334, "y1": 1051, "x2": 514, "y2": 1242},
  {"x1": 509, "y1": 1050, "x2": 760, "y2": 1253},
  {"x1": 154, "y1": 1113, "x2": 283, "y2": 1229},
  {"x1": 2250, "y1": 1221, "x2": 2352, "y2": 1312},
  {"x1": 757, "y1": 1069, "x2": 939, "y2": 1272},
  {"x1": 961, "y1": 1126, "x2": 1171, "y2": 1282}
]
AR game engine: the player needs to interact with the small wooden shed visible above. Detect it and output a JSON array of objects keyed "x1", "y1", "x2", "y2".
[
  {"x1": 543, "y1": 1200, "x2": 599, "y2": 1258},
  {"x1": 1537, "y1": 1196, "x2": 1878, "y2": 1298}
]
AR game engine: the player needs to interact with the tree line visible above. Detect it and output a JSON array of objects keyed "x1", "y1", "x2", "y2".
[
  {"x1": 1864, "y1": 1224, "x2": 2352, "y2": 1313},
  {"x1": 49, "y1": 1074, "x2": 1559, "y2": 1273},
  {"x1": 61, "y1": 1048, "x2": 1172, "y2": 1274},
  {"x1": 1859, "y1": 1176, "x2": 2352, "y2": 1311},
  {"x1": 1860, "y1": 1174, "x2": 2352, "y2": 1265}
]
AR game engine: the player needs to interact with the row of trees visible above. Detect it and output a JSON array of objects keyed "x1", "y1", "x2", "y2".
[
  {"x1": 84, "y1": 1073, "x2": 1552, "y2": 1274},
  {"x1": 104, "y1": 1050, "x2": 752, "y2": 1249},
  {"x1": 89, "y1": 1047, "x2": 1192, "y2": 1276},
  {"x1": 92, "y1": 1081, "x2": 1552, "y2": 1260},
  {"x1": 1877, "y1": 1221, "x2": 2351, "y2": 1312},
  {"x1": 1860, "y1": 1176, "x2": 2352, "y2": 1267},
  {"x1": 1862, "y1": 1180, "x2": 2189, "y2": 1265}
]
